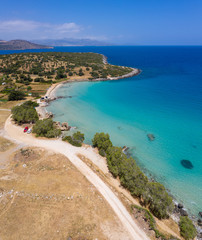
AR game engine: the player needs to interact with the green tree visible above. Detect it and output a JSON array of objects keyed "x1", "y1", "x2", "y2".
[
  {"x1": 8, "y1": 90, "x2": 25, "y2": 101},
  {"x1": 11, "y1": 101, "x2": 39, "y2": 124},
  {"x1": 27, "y1": 86, "x2": 32, "y2": 91},
  {"x1": 179, "y1": 216, "x2": 197, "y2": 240},
  {"x1": 142, "y1": 182, "x2": 174, "y2": 219},
  {"x1": 92, "y1": 132, "x2": 112, "y2": 156},
  {"x1": 63, "y1": 131, "x2": 85, "y2": 147},
  {"x1": 33, "y1": 119, "x2": 60, "y2": 138}
]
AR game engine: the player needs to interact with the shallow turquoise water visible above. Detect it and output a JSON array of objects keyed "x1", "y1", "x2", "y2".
[{"x1": 46, "y1": 46, "x2": 202, "y2": 217}]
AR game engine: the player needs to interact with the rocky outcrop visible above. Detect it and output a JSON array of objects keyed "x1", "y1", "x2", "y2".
[
  {"x1": 198, "y1": 219, "x2": 202, "y2": 226},
  {"x1": 54, "y1": 121, "x2": 70, "y2": 131},
  {"x1": 45, "y1": 112, "x2": 53, "y2": 119},
  {"x1": 147, "y1": 134, "x2": 155, "y2": 141},
  {"x1": 180, "y1": 159, "x2": 194, "y2": 169},
  {"x1": 178, "y1": 203, "x2": 184, "y2": 209}
]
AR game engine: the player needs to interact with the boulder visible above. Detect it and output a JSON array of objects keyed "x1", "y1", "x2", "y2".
[
  {"x1": 178, "y1": 203, "x2": 184, "y2": 209},
  {"x1": 60, "y1": 122, "x2": 70, "y2": 131},
  {"x1": 199, "y1": 212, "x2": 202, "y2": 218},
  {"x1": 147, "y1": 133, "x2": 155, "y2": 141},
  {"x1": 198, "y1": 219, "x2": 202, "y2": 226},
  {"x1": 180, "y1": 159, "x2": 194, "y2": 169},
  {"x1": 45, "y1": 112, "x2": 53, "y2": 119},
  {"x1": 180, "y1": 208, "x2": 188, "y2": 216}
]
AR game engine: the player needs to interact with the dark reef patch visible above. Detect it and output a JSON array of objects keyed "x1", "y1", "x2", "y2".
[{"x1": 181, "y1": 160, "x2": 194, "y2": 169}]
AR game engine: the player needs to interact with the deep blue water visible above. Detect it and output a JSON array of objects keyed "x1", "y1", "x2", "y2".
[{"x1": 1, "y1": 46, "x2": 202, "y2": 216}]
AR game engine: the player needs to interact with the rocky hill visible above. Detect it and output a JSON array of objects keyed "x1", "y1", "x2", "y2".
[
  {"x1": 32, "y1": 38, "x2": 112, "y2": 46},
  {"x1": 0, "y1": 40, "x2": 52, "y2": 50}
]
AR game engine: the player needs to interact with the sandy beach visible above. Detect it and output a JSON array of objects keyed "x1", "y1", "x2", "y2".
[{"x1": 45, "y1": 67, "x2": 140, "y2": 100}]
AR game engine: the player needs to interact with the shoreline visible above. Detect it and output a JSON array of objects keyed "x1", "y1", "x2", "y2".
[
  {"x1": 42, "y1": 71, "x2": 201, "y2": 237},
  {"x1": 44, "y1": 54, "x2": 140, "y2": 99},
  {"x1": 45, "y1": 67, "x2": 141, "y2": 100}
]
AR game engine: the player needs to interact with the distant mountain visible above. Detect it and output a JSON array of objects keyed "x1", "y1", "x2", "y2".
[
  {"x1": 0, "y1": 40, "x2": 52, "y2": 50},
  {"x1": 32, "y1": 38, "x2": 112, "y2": 46}
]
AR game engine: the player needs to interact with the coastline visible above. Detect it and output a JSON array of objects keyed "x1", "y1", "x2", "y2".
[
  {"x1": 45, "y1": 67, "x2": 141, "y2": 100},
  {"x1": 42, "y1": 68, "x2": 201, "y2": 238}
]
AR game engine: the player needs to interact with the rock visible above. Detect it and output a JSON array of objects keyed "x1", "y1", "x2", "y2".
[
  {"x1": 55, "y1": 121, "x2": 61, "y2": 127},
  {"x1": 198, "y1": 219, "x2": 202, "y2": 226},
  {"x1": 199, "y1": 212, "x2": 202, "y2": 218},
  {"x1": 178, "y1": 203, "x2": 184, "y2": 209},
  {"x1": 45, "y1": 112, "x2": 53, "y2": 118},
  {"x1": 180, "y1": 208, "x2": 188, "y2": 216},
  {"x1": 147, "y1": 133, "x2": 155, "y2": 141},
  {"x1": 122, "y1": 146, "x2": 129, "y2": 152},
  {"x1": 181, "y1": 159, "x2": 194, "y2": 169},
  {"x1": 61, "y1": 122, "x2": 70, "y2": 131}
]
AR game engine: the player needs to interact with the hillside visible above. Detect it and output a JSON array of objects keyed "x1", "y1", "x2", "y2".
[
  {"x1": 0, "y1": 52, "x2": 135, "y2": 99},
  {"x1": 32, "y1": 38, "x2": 112, "y2": 46},
  {"x1": 0, "y1": 40, "x2": 52, "y2": 50}
]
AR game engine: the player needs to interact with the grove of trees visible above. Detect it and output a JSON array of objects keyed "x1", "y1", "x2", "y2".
[{"x1": 92, "y1": 132, "x2": 173, "y2": 219}]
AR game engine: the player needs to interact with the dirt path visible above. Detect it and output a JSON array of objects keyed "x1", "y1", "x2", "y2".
[{"x1": 3, "y1": 116, "x2": 150, "y2": 240}]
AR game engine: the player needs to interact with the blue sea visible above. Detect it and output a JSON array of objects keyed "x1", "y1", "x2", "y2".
[{"x1": 1, "y1": 46, "x2": 202, "y2": 216}]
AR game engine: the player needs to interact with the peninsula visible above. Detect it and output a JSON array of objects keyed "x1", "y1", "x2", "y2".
[
  {"x1": 0, "y1": 52, "x2": 139, "y2": 100},
  {"x1": 0, "y1": 40, "x2": 52, "y2": 50}
]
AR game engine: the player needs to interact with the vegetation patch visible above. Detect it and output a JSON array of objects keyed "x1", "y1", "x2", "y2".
[
  {"x1": 131, "y1": 205, "x2": 179, "y2": 240},
  {"x1": 179, "y1": 216, "x2": 197, "y2": 240},
  {"x1": 33, "y1": 119, "x2": 61, "y2": 138},
  {"x1": 0, "y1": 52, "x2": 134, "y2": 100},
  {"x1": 63, "y1": 131, "x2": 85, "y2": 147},
  {"x1": 8, "y1": 90, "x2": 26, "y2": 101},
  {"x1": 11, "y1": 100, "x2": 39, "y2": 124}
]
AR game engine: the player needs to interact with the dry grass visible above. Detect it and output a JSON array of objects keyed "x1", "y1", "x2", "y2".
[
  {"x1": 0, "y1": 137, "x2": 14, "y2": 152},
  {"x1": 0, "y1": 110, "x2": 10, "y2": 128},
  {"x1": 0, "y1": 147, "x2": 129, "y2": 240}
]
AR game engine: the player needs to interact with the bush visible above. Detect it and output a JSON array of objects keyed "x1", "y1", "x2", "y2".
[
  {"x1": 179, "y1": 216, "x2": 197, "y2": 240},
  {"x1": 8, "y1": 90, "x2": 25, "y2": 101},
  {"x1": 62, "y1": 131, "x2": 85, "y2": 147},
  {"x1": 92, "y1": 132, "x2": 112, "y2": 155},
  {"x1": 45, "y1": 129, "x2": 62, "y2": 138},
  {"x1": 33, "y1": 119, "x2": 61, "y2": 138},
  {"x1": 142, "y1": 182, "x2": 174, "y2": 219},
  {"x1": 131, "y1": 205, "x2": 169, "y2": 239},
  {"x1": 11, "y1": 101, "x2": 39, "y2": 124}
]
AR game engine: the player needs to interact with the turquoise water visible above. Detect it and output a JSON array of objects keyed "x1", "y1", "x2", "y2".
[
  {"x1": 2, "y1": 46, "x2": 200, "y2": 216},
  {"x1": 47, "y1": 46, "x2": 202, "y2": 217}
]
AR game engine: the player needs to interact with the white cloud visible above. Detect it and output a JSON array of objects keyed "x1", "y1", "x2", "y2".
[
  {"x1": 0, "y1": 20, "x2": 82, "y2": 39},
  {"x1": 0, "y1": 20, "x2": 39, "y2": 32}
]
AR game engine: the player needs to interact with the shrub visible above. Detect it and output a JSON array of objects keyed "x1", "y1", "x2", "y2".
[
  {"x1": 62, "y1": 131, "x2": 85, "y2": 147},
  {"x1": 142, "y1": 182, "x2": 174, "y2": 219},
  {"x1": 33, "y1": 119, "x2": 61, "y2": 138},
  {"x1": 179, "y1": 216, "x2": 197, "y2": 240},
  {"x1": 92, "y1": 132, "x2": 112, "y2": 155},
  {"x1": 45, "y1": 129, "x2": 61, "y2": 138},
  {"x1": 131, "y1": 205, "x2": 169, "y2": 239},
  {"x1": 8, "y1": 90, "x2": 25, "y2": 101}
]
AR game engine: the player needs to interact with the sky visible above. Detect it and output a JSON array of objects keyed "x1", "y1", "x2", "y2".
[{"x1": 0, "y1": 0, "x2": 202, "y2": 45}]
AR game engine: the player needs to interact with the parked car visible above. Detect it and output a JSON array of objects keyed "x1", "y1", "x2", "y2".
[
  {"x1": 24, "y1": 127, "x2": 28, "y2": 133},
  {"x1": 27, "y1": 128, "x2": 32, "y2": 134}
]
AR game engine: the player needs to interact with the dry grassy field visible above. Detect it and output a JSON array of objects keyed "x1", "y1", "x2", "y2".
[{"x1": 0, "y1": 147, "x2": 132, "y2": 240}]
